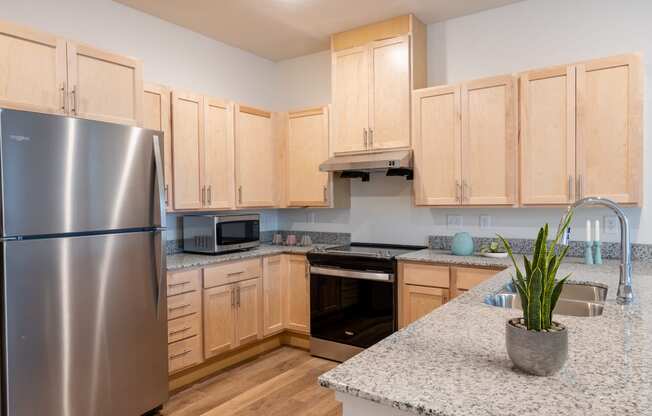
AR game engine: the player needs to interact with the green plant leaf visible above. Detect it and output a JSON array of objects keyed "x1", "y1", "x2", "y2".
[
  {"x1": 497, "y1": 235, "x2": 522, "y2": 276},
  {"x1": 549, "y1": 274, "x2": 571, "y2": 322},
  {"x1": 527, "y1": 268, "x2": 543, "y2": 331}
]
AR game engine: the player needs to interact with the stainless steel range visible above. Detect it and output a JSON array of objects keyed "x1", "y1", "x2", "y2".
[{"x1": 307, "y1": 243, "x2": 425, "y2": 362}]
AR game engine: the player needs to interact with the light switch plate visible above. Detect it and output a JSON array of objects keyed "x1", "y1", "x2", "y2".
[
  {"x1": 447, "y1": 215, "x2": 463, "y2": 228},
  {"x1": 479, "y1": 215, "x2": 492, "y2": 229},
  {"x1": 604, "y1": 216, "x2": 619, "y2": 235}
]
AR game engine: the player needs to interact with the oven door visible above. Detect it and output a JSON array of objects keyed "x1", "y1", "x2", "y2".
[
  {"x1": 215, "y1": 217, "x2": 260, "y2": 250},
  {"x1": 310, "y1": 267, "x2": 396, "y2": 349}
]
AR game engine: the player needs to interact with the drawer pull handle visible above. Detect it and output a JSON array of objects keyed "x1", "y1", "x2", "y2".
[
  {"x1": 170, "y1": 349, "x2": 192, "y2": 360},
  {"x1": 169, "y1": 326, "x2": 192, "y2": 336},
  {"x1": 168, "y1": 281, "x2": 189, "y2": 288},
  {"x1": 168, "y1": 303, "x2": 191, "y2": 312},
  {"x1": 227, "y1": 271, "x2": 245, "y2": 276}
]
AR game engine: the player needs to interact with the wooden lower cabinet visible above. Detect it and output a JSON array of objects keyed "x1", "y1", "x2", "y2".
[
  {"x1": 450, "y1": 266, "x2": 500, "y2": 298},
  {"x1": 203, "y1": 284, "x2": 237, "y2": 358},
  {"x1": 263, "y1": 256, "x2": 284, "y2": 336},
  {"x1": 284, "y1": 255, "x2": 310, "y2": 334},
  {"x1": 166, "y1": 269, "x2": 203, "y2": 374},
  {"x1": 235, "y1": 278, "x2": 263, "y2": 346},
  {"x1": 402, "y1": 285, "x2": 449, "y2": 327}
]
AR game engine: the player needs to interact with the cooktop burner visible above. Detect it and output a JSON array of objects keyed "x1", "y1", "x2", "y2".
[{"x1": 318, "y1": 243, "x2": 425, "y2": 259}]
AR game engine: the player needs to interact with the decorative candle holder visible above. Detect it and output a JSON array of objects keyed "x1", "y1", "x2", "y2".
[
  {"x1": 584, "y1": 241, "x2": 594, "y2": 265},
  {"x1": 593, "y1": 240, "x2": 603, "y2": 265}
]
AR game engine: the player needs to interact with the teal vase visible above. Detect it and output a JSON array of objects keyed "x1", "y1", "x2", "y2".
[{"x1": 451, "y1": 232, "x2": 474, "y2": 256}]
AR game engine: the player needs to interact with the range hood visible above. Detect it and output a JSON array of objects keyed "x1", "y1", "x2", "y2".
[{"x1": 319, "y1": 149, "x2": 413, "y2": 181}]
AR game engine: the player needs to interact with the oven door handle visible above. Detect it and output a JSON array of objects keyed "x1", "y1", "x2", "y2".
[{"x1": 310, "y1": 266, "x2": 394, "y2": 282}]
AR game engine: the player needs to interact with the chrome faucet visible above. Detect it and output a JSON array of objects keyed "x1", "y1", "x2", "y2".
[{"x1": 561, "y1": 197, "x2": 633, "y2": 305}]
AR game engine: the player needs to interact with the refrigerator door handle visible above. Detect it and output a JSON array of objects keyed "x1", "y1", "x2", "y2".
[
  {"x1": 153, "y1": 135, "x2": 167, "y2": 229},
  {"x1": 154, "y1": 229, "x2": 166, "y2": 319}
]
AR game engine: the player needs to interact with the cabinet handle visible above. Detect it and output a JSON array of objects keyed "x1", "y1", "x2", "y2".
[
  {"x1": 207, "y1": 185, "x2": 212, "y2": 205},
  {"x1": 169, "y1": 326, "x2": 191, "y2": 336},
  {"x1": 369, "y1": 128, "x2": 374, "y2": 148},
  {"x1": 568, "y1": 176, "x2": 574, "y2": 201},
  {"x1": 170, "y1": 349, "x2": 192, "y2": 360},
  {"x1": 236, "y1": 286, "x2": 241, "y2": 307},
  {"x1": 201, "y1": 186, "x2": 206, "y2": 204},
  {"x1": 238, "y1": 186, "x2": 243, "y2": 204},
  {"x1": 323, "y1": 186, "x2": 328, "y2": 203},
  {"x1": 60, "y1": 82, "x2": 66, "y2": 112},
  {"x1": 363, "y1": 128, "x2": 368, "y2": 148},
  {"x1": 70, "y1": 86, "x2": 77, "y2": 114},
  {"x1": 231, "y1": 288, "x2": 235, "y2": 307},
  {"x1": 577, "y1": 175, "x2": 583, "y2": 199},
  {"x1": 168, "y1": 303, "x2": 191, "y2": 312},
  {"x1": 168, "y1": 281, "x2": 188, "y2": 288},
  {"x1": 164, "y1": 185, "x2": 169, "y2": 205},
  {"x1": 455, "y1": 181, "x2": 461, "y2": 203},
  {"x1": 227, "y1": 271, "x2": 244, "y2": 276}
]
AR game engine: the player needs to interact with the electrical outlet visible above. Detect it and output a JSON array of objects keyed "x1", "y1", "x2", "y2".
[
  {"x1": 447, "y1": 215, "x2": 463, "y2": 228},
  {"x1": 479, "y1": 215, "x2": 492, "y2": 229},
  {"x1": 604, "y1": 216, "x2": 619, "y2": 235}
]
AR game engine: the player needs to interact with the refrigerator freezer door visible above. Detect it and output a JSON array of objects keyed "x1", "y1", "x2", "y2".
[
  {"x1": 0, "y1": 109, "x2": 163, "y2": 237},
  {"x1": 3, "y1": 231, "x2": 168, "y2": 416}
]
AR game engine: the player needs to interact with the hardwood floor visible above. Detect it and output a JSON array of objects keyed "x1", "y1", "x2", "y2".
[{"x1": 163, "y1": 347, "x2": 342, "y2": 416}]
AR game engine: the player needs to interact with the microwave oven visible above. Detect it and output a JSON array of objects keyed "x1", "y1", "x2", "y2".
[{"x1": 182, "y1": 214, "x2": 260, "y2": 254}]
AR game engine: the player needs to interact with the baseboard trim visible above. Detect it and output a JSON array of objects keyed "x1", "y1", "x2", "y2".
[{"x1": 168, "y1": 331, "x2": 310, "y2": 392}]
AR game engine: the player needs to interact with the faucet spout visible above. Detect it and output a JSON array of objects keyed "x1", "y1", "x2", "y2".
[{"x1": 564, "y1": 197, "x2": 633, "y2": 305}]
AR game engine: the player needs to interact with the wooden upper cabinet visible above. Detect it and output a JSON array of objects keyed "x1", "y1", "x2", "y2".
[
  {"x1": 576, "y1": 54, "x2": 643, "y2": 205},
  {"x1": 203, "y1": 97, "x2": 235, "y2": 210},
  {"x1": 0, "y1": 20, "x2": 67, "y2": 115},
  {"x1": 412, "y1": 85, "x2": 462, "y2": 206},
  {"x1": 520, "y1": 66, "x2": 576, "y2": 205},
  {"x1": 172, "y1": 91, "x2": 203, "y2": 210},
  {"x1": 286, "y1": 107, "x2": 330, "y2": 207},
  {"x1": 331, "y1": 15, "x2": 426, "y2": 154},
  {"x1": 369, "y1": 35, "x2": 410, "y2": 150},
  {"x1": 332, "y1": 46, "x2": 369, "y2": 154},
  {"x1": 461, "y1": 75, "x2": 517, "y2": 206},
  {"x1": 284, "y1": 255, "x2": 309, "y2": 334},
  {"x1": 143, "y1": 83, "x2": 173, "y2": 210},
  {"x1": 235, "y1": 105, "x2": 277, "y2": 207},
  {"x1": 66, "y1": 42, "x2": 143, "y2": 126}
]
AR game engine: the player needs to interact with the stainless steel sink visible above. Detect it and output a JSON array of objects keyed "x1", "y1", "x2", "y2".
[{"x1": 485, "y1": 283, "x2": 607, "y2": 317}]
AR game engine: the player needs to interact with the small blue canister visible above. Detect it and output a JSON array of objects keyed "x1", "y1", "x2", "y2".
[{"x1": 451, "y1": 232, "x2": 474, "y2": 256}]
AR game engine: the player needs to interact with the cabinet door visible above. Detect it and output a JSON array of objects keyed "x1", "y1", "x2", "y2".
[
  {"x1": 520, "y1": 66, "x2": 576, "y2": 205},
  {"x1": 576, "y1": 54, "x2": 643, "y2": 204},
  {"x1": 144, "y1": 83, "x2": 173, "y2": 210},
  {"x1": 235, "y1": 278, "x2": 263, "y2": 347},
  {"x1": 203, "y1": 284, "x2": 236, "y2": 358},
  {"x1": 401, "y1": 285, "x2": 448, "y2": 327},
  {"x1": 235, "y1": 106, "x2": 277, "y2": 207},
  {"x1": 461, "y1": 75, "x2": 517, "y2": 206},
  {"x1": 412, "y1": 85, "x2": 462, "y2": 206},
  {"x1": 263, "y1": 256, "x2": 284, "y2": 336},
  {"x1": 369, "y1": 35, "x2": 410, "y2": 150},
  {"x1": 451, "y1": 266, "x2": 500, "y2": 298},
  {"x1": 172, "y1": 91, "x2": 204, "y2": 210},
  {"x1": 66, "y1": 42, "x2": 143, "y2": 126},
  {"x1": 285, "y1": 255, "x2": 309, "y2": 334},
  {"x1": 332, "y1": 46, "x2": 369, "y2": 153},
  {"x1": 287, "y1": 107, "x2": 329, "y2": 207},
  {"x1": 203, "y1": 97, "x2": 235, "y2": 209},
  {"x1": 0, "y1": 20, "x2": 67, "y2": 115}
]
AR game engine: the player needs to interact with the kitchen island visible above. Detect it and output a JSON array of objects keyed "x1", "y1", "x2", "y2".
[{"x1": 319, "y1": 251, "x2": 652, "y2": 415}]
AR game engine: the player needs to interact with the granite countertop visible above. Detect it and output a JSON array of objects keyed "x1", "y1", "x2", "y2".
[
  {"x1": 166, "y1": 244, "x2": 332, "y2": 271},
  {"x1": 319, "y1": 249, "x2": 652, "y2": 416}
]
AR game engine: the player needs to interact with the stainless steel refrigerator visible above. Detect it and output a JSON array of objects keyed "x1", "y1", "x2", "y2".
[{"x1": 0, "y1": 109, "x2": 168, "y2": 415}]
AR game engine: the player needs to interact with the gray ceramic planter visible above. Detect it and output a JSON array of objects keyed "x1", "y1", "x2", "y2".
[{"x1": 506, "y1": 318, "x2": 568, "y2": 376}]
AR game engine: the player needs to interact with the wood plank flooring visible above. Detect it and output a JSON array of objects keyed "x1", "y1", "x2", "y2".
[{"x1": 162, "y1": 347, "x2": 342, "y2": 416}]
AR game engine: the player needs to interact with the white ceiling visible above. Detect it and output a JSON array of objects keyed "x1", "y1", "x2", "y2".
[{"x1": 114, "y1": 0, "x2": 523, "y2": 61}]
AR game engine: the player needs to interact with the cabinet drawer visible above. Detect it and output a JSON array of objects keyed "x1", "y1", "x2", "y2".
[
  {"x1": 168, "y1": 313, "x2": 201, "y2": 344},
  {"x1": 168, "y1": 335, "x2": 202, "y2": 374},
  {"x1": 167, "y1": 291, "x2": 201, "y2": 320},
  {"x1": 401, "y1": 262, "x2": 450, "y2": 288},
  {"x1": 167, "y1": 269, "x2": 202, "y2": 296},
  {"x1": 452, "y1": 266, "x2": 500, "y2": 290},
  {"x1": 204, "y1": 258, "x2": 262, "y2": 288}
]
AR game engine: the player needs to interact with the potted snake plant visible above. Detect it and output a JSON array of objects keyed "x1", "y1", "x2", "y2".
[{"x1": 498, "y1": 211, "x2": 573, "y2": 376}]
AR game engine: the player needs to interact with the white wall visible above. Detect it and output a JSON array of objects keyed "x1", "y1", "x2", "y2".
[
  {"x1": 0, "y1": 0, "x2": 279, "y2": 109},
  {"x1": 276, "y1": 50, "x2": 332, "y2": 109},
  {"x1": 276, "y1": 0, "x2": 652, "y2": 245}
]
